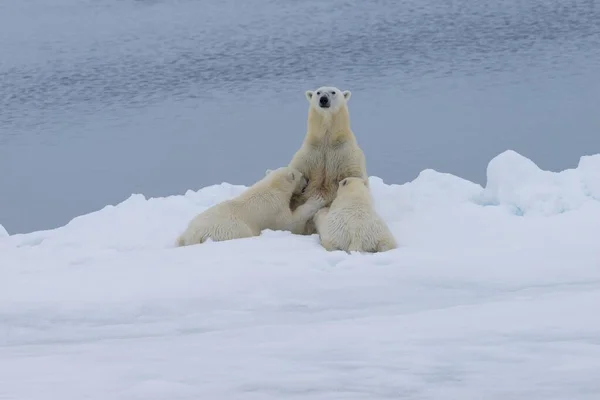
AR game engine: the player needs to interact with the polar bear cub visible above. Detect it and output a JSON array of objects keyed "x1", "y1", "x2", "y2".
[
  {"x1": 176, "y1": 167, "x2": 324, "y2": 247},
  {"x1": 314, "y1": 177, "x2": 397, "y2": 253}
]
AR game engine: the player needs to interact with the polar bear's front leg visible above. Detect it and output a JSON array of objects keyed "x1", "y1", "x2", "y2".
[
  {"x1": 288, "y1": 196, "x2": 325, "y2": 235},
  {"x1": 288, "y1": 148, "x2": 313, "y2": 210}
]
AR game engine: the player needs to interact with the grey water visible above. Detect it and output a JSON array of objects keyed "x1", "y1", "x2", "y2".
[{"x1": 1, "y1": 0, "x2": 599, "y2": 234}]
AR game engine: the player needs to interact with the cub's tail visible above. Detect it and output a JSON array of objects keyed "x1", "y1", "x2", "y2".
[
  {"x1": 376, "y1": 237, "x2": 397, "y2": 253},
  {"x1": 175, "y1": 235, "x2": 186, "y2": 247},
  {"x1": 175, "y1": 233, "x2": 207, "y2": 247},
  {"x1": 347, "y1": 236, "x2": 364, "y2": 253}
]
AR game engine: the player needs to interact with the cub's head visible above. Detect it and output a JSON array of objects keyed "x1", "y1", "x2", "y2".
[
  {"x1": 265, "y1": 167, "x2": 308, "y2": 195},
  {"x1": 337, "y1": 177, "x2": 369, "y2": 195},
  {"x1": 305, "y1": 86, "x2": 351, "y2": 115}
]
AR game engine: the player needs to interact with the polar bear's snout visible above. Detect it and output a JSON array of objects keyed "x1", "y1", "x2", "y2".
[
  {"x1": 319, "y1": 94, "x2": 330, "y2": 108},
  {"x1": 300, "y1": 176, "x2": 309, "y2": 193}
]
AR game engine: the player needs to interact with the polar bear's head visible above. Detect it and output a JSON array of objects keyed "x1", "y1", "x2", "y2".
[
  {"x1": 305, "y1": 86, "x2": 351, "y2": 115},
  {"x1": 338, "y1": 177, "x2": 369, "y2": 195},
  {"x1": 265, "y1": 166, "x2": 309, "y2": 195}
]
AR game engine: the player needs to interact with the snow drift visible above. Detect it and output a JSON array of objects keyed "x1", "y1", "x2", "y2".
[
  {"x1": 479, "y1": 150, "x2": 600, "y2": 215},
  {"x1": 1, "y1": 150, "x2": 599, "y2": 400}
]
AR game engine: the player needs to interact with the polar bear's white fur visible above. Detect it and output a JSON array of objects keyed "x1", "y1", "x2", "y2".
[
  {"x1": 176, "y1": 167, "x2": 324, "y2": 247},
  {"x1": 289, "y1": 86, "x2": 368, "y2": 235},
  {"x1": 314, "y1": 177, "x2": 397, "y2": 253}
]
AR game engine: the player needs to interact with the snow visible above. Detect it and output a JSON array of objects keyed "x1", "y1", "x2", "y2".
[
  {"x1": 478, "y1": 150, "x2": 600, "y2": 215},
  {"x1": 1, "y1": 150, "x2": 600, "y2": 400}
]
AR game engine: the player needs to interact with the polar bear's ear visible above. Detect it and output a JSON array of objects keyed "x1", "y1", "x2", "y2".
[
  {"x1": 342, "y1": 90, "x2": 351, "y2": 101},
  {"x1": 287, "y1": 171, "x2": 296, "y2": 182},
  {"x1": 265, "y1": 169, "x2": 273, "y2": 176},
  {"x1": 305, "y1": 90, "x2": 314, "y2": 102},
  {"x1": 340, "y1": 178, "x2": 348, "y2": 187}
]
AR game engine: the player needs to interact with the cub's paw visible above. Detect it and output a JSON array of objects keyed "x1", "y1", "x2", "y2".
[{"x1": 307, "y1": 194, "x2": 327, "y2": 209}]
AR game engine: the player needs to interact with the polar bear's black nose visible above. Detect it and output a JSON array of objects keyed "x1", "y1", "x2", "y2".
[{"x1": 319, "y1": 96, "x2": 329, "y2": 107}]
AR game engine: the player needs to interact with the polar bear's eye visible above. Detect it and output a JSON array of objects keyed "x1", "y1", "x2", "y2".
[
  {"x1": 316, "y1": 91, "x2": 321, "y2": 95},
  {"x1": 330, "y1": 91, "x2": 336, "y2": 95}
]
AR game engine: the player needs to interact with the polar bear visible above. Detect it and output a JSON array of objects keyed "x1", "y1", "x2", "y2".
[
  {"x1": 289, "y1": 86, "x2": 368, "y2": 235},
  {"x1": 176, "y1": 167, "x2": 325, "y2": 247},
  {"x1": 314, "y1": 177, "x2": 397, "y2": 253}
]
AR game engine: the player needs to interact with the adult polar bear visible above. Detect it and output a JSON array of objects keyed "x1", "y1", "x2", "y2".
[{"x1": 289, "y1": 86, "x2": 368, "y2": 235}]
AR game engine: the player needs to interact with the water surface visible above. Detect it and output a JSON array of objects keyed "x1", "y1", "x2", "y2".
[{"x1": 1, "y1": 0, "x2": 599, "y2": 233}]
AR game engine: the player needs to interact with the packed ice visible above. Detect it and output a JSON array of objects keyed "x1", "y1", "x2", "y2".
[{"x1": 1, "y1": 150, "x2": 599, "y2": 400}]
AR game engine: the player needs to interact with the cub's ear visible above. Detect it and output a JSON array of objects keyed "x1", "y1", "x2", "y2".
[
  {"x1": 340, "y1": 178, "x2": 348, "y2": 187},
  {"x1": 342, "y1": 90, "x2": 351, "y2": 101},
  {"x1": 265, "y1": 169, "x2": 273, "y2": 176},
  {"x1": 287, "y1": 171, "x2": 296, "y2": 182},
  {"x1": 305, "y1": 90, "x2": 314, "y2": 102}
]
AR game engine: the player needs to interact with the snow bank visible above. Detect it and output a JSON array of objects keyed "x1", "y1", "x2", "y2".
[
  {"x1": 1, "y1": 150, "x2": 600, "y2": 400},
  {"x1": 0, "y1": 224, "x2": 7, "y2": 237},
  {"x1": 479, "y1": 150, "x2": 600, "y2": 215}
]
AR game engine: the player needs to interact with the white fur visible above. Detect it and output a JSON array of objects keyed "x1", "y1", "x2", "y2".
[
  {"x1": 176, "y1": 167, "x2": 325, "y2": 247},
  {"x1": 289, "y1": 86, "x2": 368, "y2": 235},
  {"x1": 305, "y1": 86, "x2": 351, "y2": 115},
  {"x1": 314, "y1": 177, "x2": 397, "y2": 253}
]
